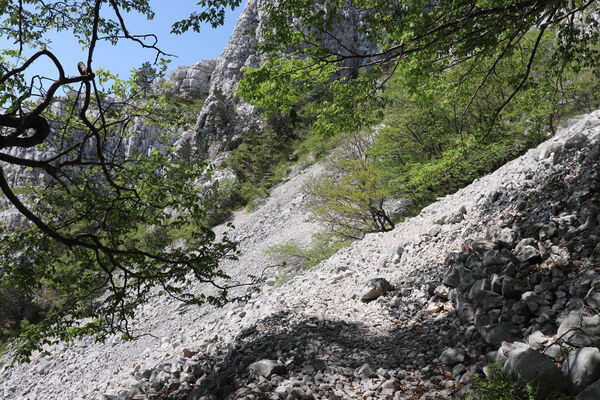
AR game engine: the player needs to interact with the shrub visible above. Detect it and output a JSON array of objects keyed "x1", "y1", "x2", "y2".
[
  {"x1": 469, "y1": 364, "x2": 575, "y2": 400},
  {"x1": 265, "y1": 236, "x2": 348, "y2": 272},
  {"x1": 371, "y1": 28, "x2": 600, "y2": 214},
  {"x1": 304, "y1": 131, "x2": 394, "y2": 242}
]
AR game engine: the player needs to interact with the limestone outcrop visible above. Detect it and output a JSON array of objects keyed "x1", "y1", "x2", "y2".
[
  {"x1": 191, "y1": 0, "x2": 377, "y2": 156},
  {"x1": 152, "y1": 59, "x2": 217, "y2": 99}
]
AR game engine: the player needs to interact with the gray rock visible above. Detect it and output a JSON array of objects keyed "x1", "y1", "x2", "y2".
[
  {"x1": 496, "y1": 228, "x2": 515, "y2": 247},
  {"x1": 357, "y1": 363, "x2": 376, "y2": 378},
  {"x1": 482, "y1": 323, "x2": 518, "y2": 346},
  {"x1": 562, "y1": 347, "x2": 600, "y2": 391},
  {"x1": 471, "y1": 240, "x2": 496, "y2": 253},
  {"x1": 249, "y1": 360, "x2": 287, "y2": 378},
  {"x1": 439, "y1": 347, "x2": 466, "y2": 366},
  {"x1": 361, "y1": 278, "x2": 393, "y2": 301},
  {"x1": 502, "y1": 347, "x2": 570, "y2": 396},
  {"x1": 428, "y1": 224, "x2": 442, "y2": 237},
  {"x1": 516, "y1": 245, "x2": 540, "y2": 263},
  {"x1": 472, "y1": 290, "x2": 503, "y2": 311},
  {"x1": 527, "y1": 330, "x2": 549, "y2": 350},
  {"x1": 469, "y1": 278, "x2": 490, "y2": 299},
  {"x1": 515, "y1": 238, "x2": 537, "y2": 254},
  {"x1": 558, "y1": 311, "x2": 600, "y2": 347},
  {"x1": 434, "y1": 285, "x2": 449, "y2": 300},
  {"x1": 381, "y1": 378, "x2": 401, "y2": 390},
  {"x1": 502, "y1": 276, "x2": 527, "y2": 299},
  {"x1": 564, "y1": 132, "x2": 589, "y2": 150},
  {"x1": 183, "y1": 360, "x2": 204, "y2": 377},
  {"x1": 482, "y1": 250, "x2": 513, "y2": 267},
  {"x1": 577, "y1": 377, "x2": 600, "y2": 400},
  {"x1": 443, "y1": 266, "x2": 461, "y2": 288},
  {"x1": 446, "y1": 209, "x2": 465, "y2": 224}
]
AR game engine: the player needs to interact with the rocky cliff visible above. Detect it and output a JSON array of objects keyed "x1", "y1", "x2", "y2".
[
  {"x1": 152, "y1": 60, "x2": 217, "y2": 99},
  {"x1": 2, "y1": 105, "x2": 599, "y2": 399},
  {"x1": 189, "y1": 0, "x2": 376, "y2": 157}
]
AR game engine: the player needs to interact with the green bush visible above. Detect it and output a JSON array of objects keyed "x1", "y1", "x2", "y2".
[
  {"x1": 265, "y1": 236, "x2": 348, "y2": 272},
  {"x1": 469, "y1": 364, "x2": 575, "y2": 400},
  {"x1": 304, "y1": 131, "x2": 394, "y2": 242},
  {"x1": 371, "y1": 28, "x2": 600, "y2": 214}
]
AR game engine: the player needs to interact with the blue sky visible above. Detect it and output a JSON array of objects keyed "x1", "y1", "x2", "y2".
[{"x1": 3, "y1": 0, "x2": 245, "y2": 81}]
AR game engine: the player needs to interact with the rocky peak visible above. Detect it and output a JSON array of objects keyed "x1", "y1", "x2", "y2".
[{"x1": 151, "y1": 59, "x2": 217, "y2": 99}]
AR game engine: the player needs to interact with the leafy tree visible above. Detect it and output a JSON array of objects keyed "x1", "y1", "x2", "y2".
[
  {"x1": 239, "y1": 0, "x2": 600, "y2": 137},
  {"x1": 134, "y1": 61, "x2": 159, "y2": 93},
  {"x1": 304, "y1": 131, "x2": 393, "y2": 241},
  {"x1": 0, "y1": 0, "x2": 245, "y2": 361},
  {"x1": 371, "y1": 28, "x2": 600, "y2": 210}
]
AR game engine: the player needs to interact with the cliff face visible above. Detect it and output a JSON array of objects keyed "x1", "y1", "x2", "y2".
[
  {"x1": 151, "y1": 59, "x2": 217, "y2": 99},
  {"x1": 190, "y1": 0, "x2": 377, "y2": 156},
  {"x1": 191, "y1": 0, "x2": 265, "y2": 156}
]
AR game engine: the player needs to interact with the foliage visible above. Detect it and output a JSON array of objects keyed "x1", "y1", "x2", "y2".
[
  {"x1": 265, "y1": 236, "x2": 348, "y2": 287},
  {"x1": 227, "y1": 121, "x2": 297, "y2": 187},
  {"x1": 370, "y1": 28, "x2": 600, "y2": 212},
  {"x1": 304, "y1": 131, "x2": 394, "y2": 242},
  {"x1": 232, "y1": 0, "x2": 600, "y2": 138},
  {"x1": 469, "y1": 363, "x2": 575, "y2": 400},
  {"x1": 265, "y1": 236, "x2": 345, "y2": 271},
  {"x1": 134, "y1": 61, "x2": 159, "y2": 94},
  {"x1": 0, "y1": 0, "x2": 244, "y2": 361},
  {"x1": 163, "y1": 95, "x2": 207, "y2": 131},
  {"x1": 231, "y1": 62, "x2": 338, "y2": 205}
]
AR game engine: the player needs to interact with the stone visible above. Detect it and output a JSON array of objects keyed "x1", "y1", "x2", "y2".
[
  {"x1": 183, "y1": 360, "x2": 204, "y2": 377},
  {"x1": 182, "y1": 348, "x2": 195, "y2": 358},
  {"x1": 527, "y1": 330, "x2": 549, "y2": 350},
  {"x1": 482, "y1": 250, "x2": 513, "y2": 267},
  {"x1": 564, "y1": 132, "x2": 588, "y2": 150},
  {"x1": 439, "y1": 347, "x2": 466, "y2": 366},
  {"x1": 490, "y1": 274, "x2": 503, "y2": 293},
  {"x1": 482, "y1": 323, "x2": 518, "y2": 346},
  {"x1": 486, "y1": 226, "x2": 502, "y2": 241},
  {"x1": 471, "y1": 240, "x2": 496, "y2": 253},
  {"x1": 249, "y1": 360, "x2": 287, "y2": 378},
  {"x1": 475, "y1": 309, "x2": 493, "y2": 331},
  {"x1": 496, "y1": 228, "x2": 515, "y2": 247},
  {"x1": 558, "y1": 311, "x2": 600, "y2": 347},
  {"x1": 501, "y1": 276, "x2": 527, "y2": 299},
  {"x1": 446, "y1": 209, "x2": 465, "y2": 224},
  {"x1": 361, "y1": 278, "x2": 393, "y2": 301},
  {"x1": 516, "y1": 245, "x2": 540, "y2": 263},
  {"x1": 428, "y1": 224, "x2": 442, "y2": 237},
  {"x1": 434, "y1": 285, "x2": 449, "y2": 300},
  {"x1": 381, "y1": 378, "x2": 401, "y2": 391},
  {"x1": 577, "y1": 377, "x2": 600, "y2": 400},
  {"x1": 502, "y1": 347, "x2": 570, "y2": 396},
  {"x1": 357, "y1": 363, "x2": 376, "y2": 378},
  {"x1": 472, "y1": 290, "x2": 503, "y2": 311},
  {"x1": 443, "y1": 266, "x2": 461, "y2": 288},
  {"x1": 469, "y1": 278, "x2": 490, "y2": 298},
  {"x1": 562, "y1": 347, "x2": 600, "y2": 391}
]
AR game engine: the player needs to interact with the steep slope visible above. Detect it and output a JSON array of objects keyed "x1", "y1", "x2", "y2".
[{"x1": 1, "y1": 107, "x2": 599, "y2": 399}]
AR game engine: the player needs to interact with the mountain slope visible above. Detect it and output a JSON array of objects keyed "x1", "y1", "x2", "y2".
[{"x1": 1, "y1": 107, "x2": 599, "y2": 399}]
